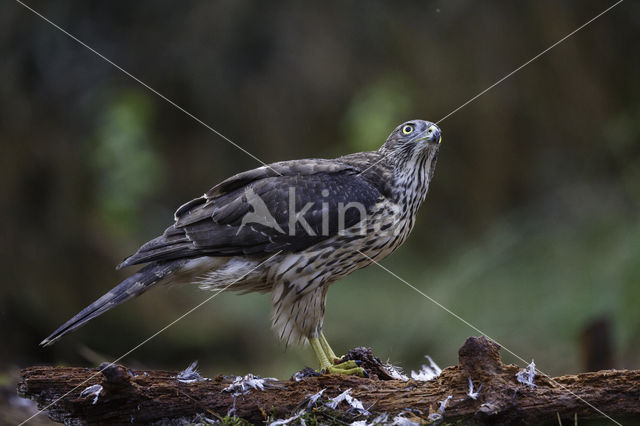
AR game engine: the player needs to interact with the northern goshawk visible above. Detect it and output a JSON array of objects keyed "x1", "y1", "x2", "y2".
[{"x1": 42, "y1": 119, "x2": 442, "y2": 375}]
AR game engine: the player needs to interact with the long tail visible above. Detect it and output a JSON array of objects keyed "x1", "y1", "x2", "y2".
[{"x1": 40, "y1": 260, "x2": 184, "y2": 347}]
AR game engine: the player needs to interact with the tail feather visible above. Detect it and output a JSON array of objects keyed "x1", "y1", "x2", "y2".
[
  {"x1": 40, "y1": 261, "x2": 183, "y2": 347},
  {"x1": 116, "y1": 226, "x2": 192, "y2": 270}
]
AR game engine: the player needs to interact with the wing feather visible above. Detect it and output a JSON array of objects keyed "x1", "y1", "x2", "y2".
[{"x1": 118, "y1": 158, "x2": 383, "y2": 268}]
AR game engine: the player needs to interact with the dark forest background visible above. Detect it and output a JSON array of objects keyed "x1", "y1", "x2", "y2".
[{"x1": 1, "y1": 2, "x2": 639, "y2": 420}]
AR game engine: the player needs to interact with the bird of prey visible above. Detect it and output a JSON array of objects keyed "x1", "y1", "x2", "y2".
[{"x1": 41, "y1": 119, "x2": 442, "y2": 376}]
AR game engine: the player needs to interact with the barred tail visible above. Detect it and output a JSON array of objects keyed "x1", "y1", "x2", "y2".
[{"x1": 40, "y1": 261, "x2": 183, "y2": 347}]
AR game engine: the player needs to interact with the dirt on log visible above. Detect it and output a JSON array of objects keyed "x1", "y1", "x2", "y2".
[{"x1": 17, "y1": 336, "x2": 640, "y2": 424}]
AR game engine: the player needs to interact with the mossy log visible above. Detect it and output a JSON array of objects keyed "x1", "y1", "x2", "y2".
[{"x1": 17, "y1": 337, "x2": 640, "y2": 424}]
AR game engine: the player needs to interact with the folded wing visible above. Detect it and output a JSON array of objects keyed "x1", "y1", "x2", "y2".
[{"x1": 118, "y1": 159, "x2": 382, "y2": 268}]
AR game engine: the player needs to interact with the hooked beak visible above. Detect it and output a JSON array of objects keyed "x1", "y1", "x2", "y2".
[
  {"x1": 430, "y1": 125, "x2": 442, "y2": 145},
  {"x1": 414, "y1": 124, "x2": 442, "y2": 145}
]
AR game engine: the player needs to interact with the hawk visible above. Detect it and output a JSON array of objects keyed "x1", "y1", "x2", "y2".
[{"x1": 41, "y1": 120, "x2": 442, "y2": 375}]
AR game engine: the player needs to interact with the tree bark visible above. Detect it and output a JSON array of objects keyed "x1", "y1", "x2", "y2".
[{"x1": 18, "y1": 337, "x2": 640, "y2": 424}]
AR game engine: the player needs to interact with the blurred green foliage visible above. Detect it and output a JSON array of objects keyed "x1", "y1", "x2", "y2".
[
  {"x1": 92, "y1": 91, "x2": 163, "y2": 237},
  {"x1": 1, "y1": 0, "x2": 639, "y2": 392},
  {"x1": 343, "y1": 75, "x2": 413, "y2": 152}
]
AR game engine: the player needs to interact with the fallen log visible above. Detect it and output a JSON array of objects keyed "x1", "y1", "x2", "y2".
[{"x1": 17, "y1": 337, "x2": 640, "y2": 424}]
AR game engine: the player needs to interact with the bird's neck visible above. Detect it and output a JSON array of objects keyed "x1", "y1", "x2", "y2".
[{"x1": 391, "y1": 151, "x2": 439, "y2": 215}]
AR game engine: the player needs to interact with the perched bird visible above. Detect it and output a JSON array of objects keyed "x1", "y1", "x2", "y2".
[{"x1": 41, "y1": 119, "x2": 442, "y2": 375}]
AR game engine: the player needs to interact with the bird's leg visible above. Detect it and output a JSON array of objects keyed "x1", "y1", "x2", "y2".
[
  {"x1": 320, "y1": 332, "x2": 339, "y2": 363},
  {"x1": 320, "y1": 333, "x2": 365, "y2": 374},
  {"x1": 309, "y1": 336, "x2": 332, "y2": 368},
  {"x1": 309, "y1": 336, "x2": 365, "y2": 376}
]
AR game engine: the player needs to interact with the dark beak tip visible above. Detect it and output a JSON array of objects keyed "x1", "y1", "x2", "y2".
[{"x1": 431, "y1": 130, "x2": 441, "y2": 145}]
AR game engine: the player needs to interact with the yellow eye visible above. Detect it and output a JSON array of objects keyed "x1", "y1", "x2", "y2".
[{"x1": 402, "y1": 125, "x2": 414, "y2": 135}]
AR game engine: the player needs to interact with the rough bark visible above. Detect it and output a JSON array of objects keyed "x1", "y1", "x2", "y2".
[{"x1": 17, "y1": 337, "x2": 640, "y2": 424}]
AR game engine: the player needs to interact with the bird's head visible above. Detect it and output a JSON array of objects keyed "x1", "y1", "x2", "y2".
[{"x1": 380, "y1": 120, "x2": 441, "y2": 167}]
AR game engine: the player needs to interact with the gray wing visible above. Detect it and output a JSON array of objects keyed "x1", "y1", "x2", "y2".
[{"x1": 118, "y1": 159, "x2": 382, "y2": 268}]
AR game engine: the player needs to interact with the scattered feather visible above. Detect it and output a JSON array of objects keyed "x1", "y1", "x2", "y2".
[
  {"x1": 223, "y1": 373, "x2": 278, "y2": 395},
  {"x1": 269, "y1": 410, "x2": 306, "y2": 425},
  {"x1": 325, "y1": 388, "x2": 370, "y2": 415},
  {"x1": 427, "y1": 413, "x2": 442, "y2": 423},
  {"x1": 191, "y1": 413, "x2": 217, "y2": 424},
  {"x1": 325, "y1": 389, "x2": 349, "y2": 409},
  {"x1": 372, "y1": 413, "x2": 390, "y2": 424},
  {"x1": 227, "y1": 396, "x2": 237, "y2": 418},
  {"x1": 438, "y1": 395, "x2": 453, "y2": 413},
  {"x1": 79, "y1": 384, "x2": 103, "y2": 405},
  {"x1": 467, "y1": 377, "x2": 482, "y2": 400},
  {"x1": 226, "y1": 392, "x2": 244, "y2": 418},
  {"x1": 8, "y1": 395, "x2": 37, "y2": 410},
  {"x1": 350, "y1": 413, "x2": 390, "y2": 425},
  {"x1": 307, "y1": 389, "x2": 326, "y2": 407},
  {"x1": 293, "y1": 367, "x2": 320, "y2": 382},
  {"x1": 410, "y1": 355, "x2": 442, "y2": 381},
  {"x1": 392, "y1": 414, "x2": 421, "y2": 425},
  {"x1": 176, "y1": 361, "x2": 208, "y2": 383},
  {"x1": 516, "y1": 360, "x2": 537, "y2": 388},
  {"x1": 383, "y1": 362, "x2": 409, "y2": 381},
  {"x1": 425, "y1": 356, "x2": 442, "y2": 375}
]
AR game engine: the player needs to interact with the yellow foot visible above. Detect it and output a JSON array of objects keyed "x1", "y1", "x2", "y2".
[
  {"x1": 309, "y1": 336, "x2": 366, "y2": 377},
  {"x1": 323, "y1": 360, "x2": 366, "y2": 377}
]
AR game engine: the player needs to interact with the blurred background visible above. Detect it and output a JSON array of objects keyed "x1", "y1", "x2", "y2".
[{"x1": 1, "y1": 0, "x2": 639, "y2": 422}]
